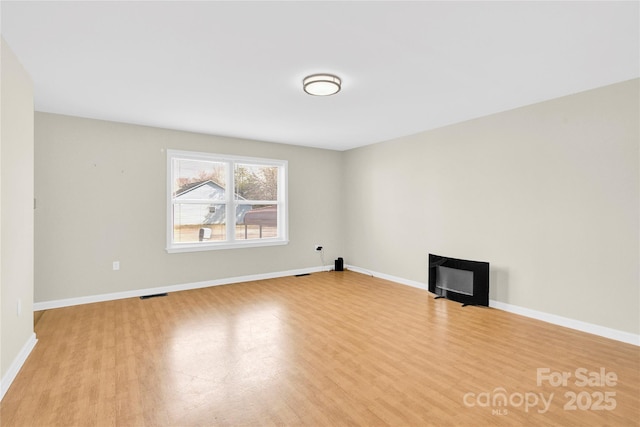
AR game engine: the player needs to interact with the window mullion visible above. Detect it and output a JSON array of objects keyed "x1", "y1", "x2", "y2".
[
  {"x1": 226, "y1": 160, "x2": 235, "y2": 242},
  {"x1": 235, "y1": 200, "x2": 277, "y2": 205}
]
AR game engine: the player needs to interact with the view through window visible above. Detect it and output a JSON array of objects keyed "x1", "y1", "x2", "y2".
[{"x1": 167, "y1": 150, "x2": 287, "y2": 252}]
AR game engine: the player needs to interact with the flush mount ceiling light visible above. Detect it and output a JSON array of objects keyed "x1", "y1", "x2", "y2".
[{"x1": 303, "y1": 73, "x2": 341, "y2": 96}]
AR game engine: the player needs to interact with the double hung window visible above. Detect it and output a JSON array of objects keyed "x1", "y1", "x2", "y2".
[{"x1": 167, "y1": 150, "x2": 288, "y2": 252}]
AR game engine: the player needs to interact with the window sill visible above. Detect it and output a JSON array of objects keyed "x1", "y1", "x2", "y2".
[{"x1": 166, "y1": 239, "x2": 289, "y2": 253}]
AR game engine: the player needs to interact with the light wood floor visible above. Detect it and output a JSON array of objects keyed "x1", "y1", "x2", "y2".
[{"x1": 1, "y1": 271, "x2": 638, "y2": 426}]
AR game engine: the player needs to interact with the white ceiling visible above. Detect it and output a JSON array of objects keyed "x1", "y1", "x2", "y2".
[{"x1": 1, "y1": 1, "x2": 638, "y2": 151}]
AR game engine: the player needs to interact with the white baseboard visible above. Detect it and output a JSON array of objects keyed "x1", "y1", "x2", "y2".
[
  {"x1": 346, "y1": 265, "x2": 428, "y2": 290},
  {"x1": 33, "y1": 264, "x2": 640, "y2": 347},
  {"x1": 346, "y1": 264, "x2": 640, "y2": 347},
  {"x1": 1, "y1": 332, "x2": 37, "y2": 401},
  {"x1": 33, "y1": 266, "x2": 328, "y2": 311},
  {"x1": 489, "y1": 300, "x2": 640, "y2": 346}
]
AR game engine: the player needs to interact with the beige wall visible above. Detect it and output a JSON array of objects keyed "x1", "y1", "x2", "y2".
[
  {"x1": 34, "y1": 80, "x2": 639, "y2": 336},
  {"x1": 1, "y1": 38, "x2": 35, "y2": 379},
  {"x1": 34, "y1": 113, "x2": 343, "y2": 302},
  {"x1": 343, "y1": 79, "x2": 639, "y2": 334}
]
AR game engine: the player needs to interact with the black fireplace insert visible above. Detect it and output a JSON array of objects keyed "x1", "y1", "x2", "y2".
[{"x1": 428, "y1": 253, "x2": 489, "y2": 306}]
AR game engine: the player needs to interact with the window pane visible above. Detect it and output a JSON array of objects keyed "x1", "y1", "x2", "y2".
[
  {"x1": 173, "y1": 203, "x2": 226, "y2": 243},
  {"x1": 234, "y1": 164, "x2": 278, "y2": 201},
  {"x1": 236, "y1": 205, "x2": 278, "y2": 240},
  {"x1": 173, "y1": 159, "x2": 226, "y2": 200},
  {"x1": 167, "y1": 150, "x2": 287, "y2": 252}
]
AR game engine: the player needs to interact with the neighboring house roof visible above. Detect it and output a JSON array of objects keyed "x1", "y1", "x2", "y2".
[
  {"x1": 175, "y1": 180, "x2": 224, "y2": 197},
  {"x1": 175, "y1": 180, "x2": 247, "y2": 200}
]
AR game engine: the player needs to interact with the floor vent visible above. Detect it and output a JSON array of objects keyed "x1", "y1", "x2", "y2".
[
  {"x1": 294, "y1": 273, "x2": 311, "y2": 277},
  {"x1": 140, "y1": 293, "x2": 168, "y2": 300}
]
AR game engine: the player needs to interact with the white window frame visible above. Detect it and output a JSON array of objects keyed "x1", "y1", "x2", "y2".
[{"x1": 166, "y1": 149, "x2": 288, "y2": 253}]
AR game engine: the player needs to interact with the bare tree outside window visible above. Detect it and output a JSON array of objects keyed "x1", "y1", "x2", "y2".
[{"x1": 235, "y1": 164, "x2": 278, "y2": 201}]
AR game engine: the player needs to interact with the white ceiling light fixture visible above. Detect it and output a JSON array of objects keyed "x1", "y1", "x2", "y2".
[{"x1": 303, "y1": 73, "x2": 341, "y2": 96}]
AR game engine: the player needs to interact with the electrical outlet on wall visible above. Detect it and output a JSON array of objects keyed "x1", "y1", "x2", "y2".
[{"x1": 113, "y1": 261, "x2": 120, "y2": 271}]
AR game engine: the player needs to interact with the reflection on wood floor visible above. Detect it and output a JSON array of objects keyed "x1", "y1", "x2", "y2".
[{"x1": 1, "y1": 271, "x2": 638, "y2": 426}]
